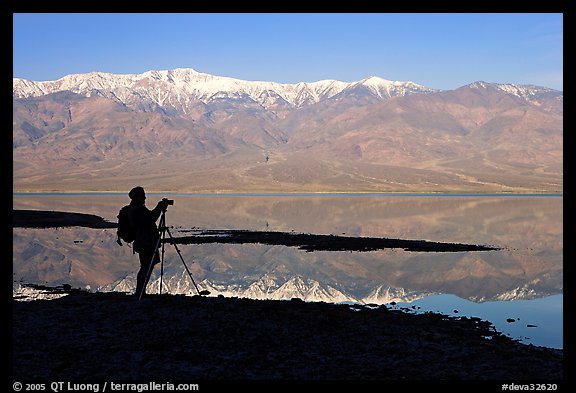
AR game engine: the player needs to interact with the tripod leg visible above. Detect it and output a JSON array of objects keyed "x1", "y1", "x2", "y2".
[
  {"x1": 159, "y1": 221, "x2": 166, "y2": 295},
  {"x1": 165, "y1": 226, "x2": 203, "y2": 296},
  {"x1": 138, "y1": 212, "x2": 165, "y2": 301}
]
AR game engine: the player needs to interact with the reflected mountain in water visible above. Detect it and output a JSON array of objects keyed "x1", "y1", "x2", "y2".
[
  {"x1": 13, "y1": 195, "x2": 562, "y2": 304},
  {"x1": 99, "y1": 271, "x2": 436, "y2": 305}
]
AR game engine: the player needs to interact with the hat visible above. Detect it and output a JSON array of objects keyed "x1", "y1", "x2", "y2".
[{"x1": 129, "y1": 186, "x2": 145, "y2": 199}]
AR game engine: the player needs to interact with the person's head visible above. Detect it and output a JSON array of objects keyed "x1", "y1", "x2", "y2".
[{"x1": 129, "y1": 186, "x2": 146, "y2": 205}]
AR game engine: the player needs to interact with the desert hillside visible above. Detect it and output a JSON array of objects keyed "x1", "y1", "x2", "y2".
[{"x1": 13, "y1": 70, "x2": 562, "y2": 193}]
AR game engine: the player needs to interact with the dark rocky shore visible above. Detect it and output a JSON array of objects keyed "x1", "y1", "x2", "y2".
[{"x1": 13, "y1": 285, "x2": 563, "y2": 383}]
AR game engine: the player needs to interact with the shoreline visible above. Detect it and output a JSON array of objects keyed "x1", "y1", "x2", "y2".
[
  {"x1": 13, "y1": 191, "x2": 564, "y2": 196},
  {"x1": 12, "y1": 209, "x2": 500, "y2": 252},
  {"x1": 13, "y1": 284, "x2": 563, "y2": 381}
]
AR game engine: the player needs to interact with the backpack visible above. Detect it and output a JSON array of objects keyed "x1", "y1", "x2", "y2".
[{"x1": 116, "y1": 205, "x2": 136, "y2": 246}]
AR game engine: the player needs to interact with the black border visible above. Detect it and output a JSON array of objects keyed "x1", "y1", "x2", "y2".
[{"x1": 7, "y1": 1, "x2": 571, "y2": 390}]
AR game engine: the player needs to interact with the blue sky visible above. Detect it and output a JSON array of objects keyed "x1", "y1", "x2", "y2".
[{"x1": 13, "y1": 13, "x2": 563, "y2": 91}]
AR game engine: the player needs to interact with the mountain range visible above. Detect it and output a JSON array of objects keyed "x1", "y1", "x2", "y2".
[
  {"x1": 13, "y1": 68, "x2": 563, "y2": 192},
  {"x1": 97, "y1": 272, "x2": 435, "y2": 305},
  {"x1": 97, "y1": 272, "x2": 554, "y2": 305}
]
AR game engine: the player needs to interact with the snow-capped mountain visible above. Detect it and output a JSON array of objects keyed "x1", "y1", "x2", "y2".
[
  {"x1": 97, "y1": 272, "x2": 439, "y2": 305},
  {"x1": 362, "y1": 284, "x2": 433, "y2": 304},
  {"x1": 467, "y1": 81, "x2": 563, "y2": 109},
  {"x1": 96, "y1": 271, "x2": 555, "y2": 305},
  {"x1": 12, "y1": 68, "x2": 437, "y2": 115},
  {"x1": 13, "y1": 283, "x2": 68, "y2": 301},
  {"x1": 470, "y1": 280, "x2": 562, "y2": 303},
  {"x1": 12, "y1": 68, "x2": 562, "y2": 194},
  {"x1": 468, "y1": 80, "x2": 559, "y2": 98}
]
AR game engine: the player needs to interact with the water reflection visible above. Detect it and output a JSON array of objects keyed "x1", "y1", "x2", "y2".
[
  {"x1": 394, "y1": 294, "x2": 563, "y2": 349},
  {"x1": 13, "y1": 194, "x2": 562, "y2": 347}
]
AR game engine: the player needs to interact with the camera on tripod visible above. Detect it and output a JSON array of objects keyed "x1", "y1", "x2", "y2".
[{"x1": 140, "y1": 197, "x2": 210, "y2": 300}]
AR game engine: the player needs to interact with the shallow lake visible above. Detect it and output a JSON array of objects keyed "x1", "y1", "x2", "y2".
[{"x1": 12, "y1": 193, "x2": 563, "y2": 349}]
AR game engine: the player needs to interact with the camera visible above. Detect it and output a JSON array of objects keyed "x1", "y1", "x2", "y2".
[{"x1": 162, "y1": 198, "x2": 174, "y2": 205}]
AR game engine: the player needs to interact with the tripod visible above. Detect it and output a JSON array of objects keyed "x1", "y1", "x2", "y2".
[{"x1": 138, "y1": 209, "x2": 206, "y2": 300}]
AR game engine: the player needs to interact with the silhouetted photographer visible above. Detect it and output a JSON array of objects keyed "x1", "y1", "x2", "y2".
[{"x1": 126, "y1": 186, "x2": 172, "y2": 297}]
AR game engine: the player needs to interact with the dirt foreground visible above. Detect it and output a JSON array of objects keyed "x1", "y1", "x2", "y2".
[{"x1": 12, "y1": 285, "x2": 563, "y2": 383}]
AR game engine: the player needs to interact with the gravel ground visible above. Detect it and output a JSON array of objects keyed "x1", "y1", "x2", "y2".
[{"x1": 12, "y1": 286, "x2": 563, "y2": 384}]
